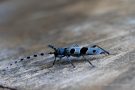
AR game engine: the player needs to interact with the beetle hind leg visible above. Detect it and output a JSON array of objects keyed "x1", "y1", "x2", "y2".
[{"x1": 82, "y1": 56, "x2": 95, "y2": 67}]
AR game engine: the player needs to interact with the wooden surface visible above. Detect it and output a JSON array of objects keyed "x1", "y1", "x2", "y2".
[{"x1": 0, "y1": 0, "x2": 135, "y2": 90}]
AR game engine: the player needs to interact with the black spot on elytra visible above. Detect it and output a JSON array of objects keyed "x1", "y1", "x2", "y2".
[
  {"x1": 40, "y1": 53, "x2": 44, "y2": 56},
  {"x1": 93, "y1": 50, "x2": 96, "y2": 53},
  {"x1": 80, "y1": 47, "x2": 88, "y2": 54},
  {"x1": 15, "y1": 61, "x2": 17, "y2": 63},
  {"x1": 27, "y1": 57, "x2": 30, "y2": 59},
  {"x1": 34, "y1": 55, "x2": 37, "y2": 57},
  {"x1": 70, "y1": 49, "x2": 75, "y2": 54},
  {"x1": 10, "y1": 64, "x2": 12, "y2": 66},
  {"x1": 20, "y1": 59, "x2": 24, "y2": 61}
]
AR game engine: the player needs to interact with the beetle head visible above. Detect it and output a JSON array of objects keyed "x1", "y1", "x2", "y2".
[{"x1": 48, "y1": 45, "x2": 58, "y2": 55}]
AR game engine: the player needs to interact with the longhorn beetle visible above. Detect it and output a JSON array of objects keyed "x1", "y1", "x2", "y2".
[
  {"x1": 48, "y1": 44, "x2": 110, "y2": 68},
  {"x1": 8, "y1": 44, "x2": 109, "y2": 69}
]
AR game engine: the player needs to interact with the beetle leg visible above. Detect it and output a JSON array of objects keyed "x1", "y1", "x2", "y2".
[
  {"x1": 67, "y1": 56, "x2": 75, "y2": 68},
  {"x1": 58, "y1": 57, "x2": 62, "y2": 66},
  {"x1": 52, "y1": 56, "x2": 56, "y2": 66},
  {"x1": 82, "y1": 55, "x2": 95, "y2": 67}
]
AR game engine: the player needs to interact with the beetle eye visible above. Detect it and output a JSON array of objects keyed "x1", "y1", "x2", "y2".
[{"x1": 70, "y1": 49, "x2": 75, "y2": 54}]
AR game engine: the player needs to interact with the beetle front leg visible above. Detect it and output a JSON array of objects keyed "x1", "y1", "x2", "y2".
[
  {"x1": 57, "y1": 57, "x2": 62, "y2": 66},
  {"x1": 52, "y1": 56, "x2": 56, "y2": 66}
]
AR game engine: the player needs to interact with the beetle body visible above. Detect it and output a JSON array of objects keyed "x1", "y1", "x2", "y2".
[{"x1": 48, "y1": 44, "x2": 110, "y2": 68}]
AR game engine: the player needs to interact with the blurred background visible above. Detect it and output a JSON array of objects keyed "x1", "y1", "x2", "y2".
[
  {"x1": 1, "y1": 0, "x2": 135, "y2": 90},
  {"x1": 0, "y1": 0, "x2": 135, "y2": 52}
]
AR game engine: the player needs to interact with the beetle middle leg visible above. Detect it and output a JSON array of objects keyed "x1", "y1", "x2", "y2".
[{"x1": 66, "y1": 56, "x2": 75, "y2": 68}]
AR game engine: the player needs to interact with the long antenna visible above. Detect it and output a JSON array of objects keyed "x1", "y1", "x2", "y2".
[{"x1": 48, "y1": 45, "x2": 57, "y2": 51}]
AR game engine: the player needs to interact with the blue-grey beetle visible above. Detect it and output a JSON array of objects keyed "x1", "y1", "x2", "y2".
[
  {"x1": 7, "y1": 44, "x2": 109, "y2": 69},
  {"x1": 48, "y1": 44, "x2": 110, "y2": 68}
]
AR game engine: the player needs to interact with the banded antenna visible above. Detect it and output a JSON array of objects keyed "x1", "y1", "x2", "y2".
[{"x1": 48, "y1": 45, "x2": 57, "y2": 51}]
